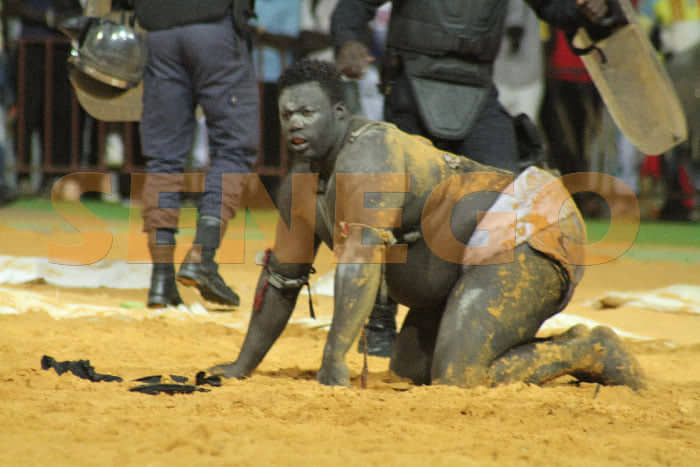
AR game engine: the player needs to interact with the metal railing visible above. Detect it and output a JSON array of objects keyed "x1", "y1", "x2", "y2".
[{"x1": 13, "y1": 37, "x2": 142, "y2": 181}]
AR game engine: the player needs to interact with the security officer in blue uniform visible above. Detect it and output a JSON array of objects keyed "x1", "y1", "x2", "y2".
[
  {"x1": 331, "y1": 0, "x2": 614, "y2": 356},
  {"x1": 127, "y1": 0, "x2": 259, "y2": 308}
]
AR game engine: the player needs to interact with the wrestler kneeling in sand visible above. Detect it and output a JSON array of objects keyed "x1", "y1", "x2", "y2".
[{"x1": 209, "y1": 59, "x2": 644, "y2": 390}]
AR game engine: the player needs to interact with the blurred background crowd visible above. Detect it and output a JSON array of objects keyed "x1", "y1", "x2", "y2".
[{"x1": 0, "y1": 0, "x2": 697, "y2": 222}]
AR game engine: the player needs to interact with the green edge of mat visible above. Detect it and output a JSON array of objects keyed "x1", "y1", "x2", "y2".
[{"x1": 586, "y1": 220, "x2": 699, "y2": 247}]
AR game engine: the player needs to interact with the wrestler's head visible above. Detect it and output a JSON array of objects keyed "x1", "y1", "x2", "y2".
[{"x1": 278, "y1": 59, "x2": 349, "y2": 161}]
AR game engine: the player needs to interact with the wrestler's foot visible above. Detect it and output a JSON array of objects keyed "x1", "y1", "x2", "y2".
[
  {"x1": 177, "y1": 261, "x2": 240, "y2": 306},
  {"x1": 148, "y1": 264, "x2": 183, "y2": 308},
  {"x1": 552, "y1": 324, "x2": 590, "y2": 341},
  {"x1": 207, "y1": 362, "x2": 242, "y2": 379},
  {"x1": 574, "y1": 326, "x2": 646, "y2": 390}
]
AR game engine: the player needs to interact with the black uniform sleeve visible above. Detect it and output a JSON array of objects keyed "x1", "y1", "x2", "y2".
[
  {"x1": 525, "y1": 0, "x2": 584, "y2": 34},
  {"x1": 528, "y1": 0, "x2": 619, "y2": 40},
  {"x1": 112, "y1": 0, "x2": 135, "y2": 9},
  {"x1": 330, "y1": 0, "x2": 387, "y2": 49}
]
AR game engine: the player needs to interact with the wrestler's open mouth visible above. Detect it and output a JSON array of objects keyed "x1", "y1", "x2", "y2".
[{"x1": 290, "y1": 137, "x2": 308, "y2": 151}]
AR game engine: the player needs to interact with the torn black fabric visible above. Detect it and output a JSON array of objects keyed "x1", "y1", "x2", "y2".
[
  {"x1": 128, "y1": 373, "x2": 219, "y2": 394},
  {"x1": 129, "y1": 384, "x2": 210, "y2": 395},
  {"x1": 40, "y1": 355, "x2": 218, "y2": 395},
  {"x1": 133, "y1": 375, "x2": 189, "y2": 384},
  {"x1": 133, "y1": 375, "x2": 163, "y2": 384},
  {"x1": 41, "y1": 355, "x2": 123, "y2": 383}
]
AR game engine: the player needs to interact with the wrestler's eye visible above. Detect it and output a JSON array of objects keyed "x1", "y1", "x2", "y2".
[{"x1": 281, "y1": 111, "x2": 291, "y2": 121}]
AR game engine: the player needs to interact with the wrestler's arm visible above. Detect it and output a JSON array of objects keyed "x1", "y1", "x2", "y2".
[
  {"x1": 317, "y1": 135, "x2": 406, "y2": 387},
  {"x1": 210, "y1": 173, "x2": 320, "y2": 378},
  {"x1": 219, "y1": 242, "x2": 320, "y2": 380},
  {"x1": 316, "y1": 239, "x2": 383, "y2": 387}
]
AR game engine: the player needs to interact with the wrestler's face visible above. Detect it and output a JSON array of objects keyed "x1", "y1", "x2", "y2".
[{"x1": 279, "y1": 82, "x2": 344, "y2": 160}]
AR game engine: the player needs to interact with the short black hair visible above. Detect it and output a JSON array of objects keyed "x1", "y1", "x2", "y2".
[{"x1": 278, "y1": 59, "x2": 345, "y2": 105}]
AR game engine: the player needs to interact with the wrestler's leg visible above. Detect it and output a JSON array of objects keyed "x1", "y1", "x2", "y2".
[
  {"x1": 390, "y1": 307, "x2": 443, "y2": 385},
  {"x1": 431, "y1": 244, "x2": 644, "y2": 389},
  {"x1": 431, "y1": 244, "x2": 565, "y2": 387},
  {"x1": 487, "y1": 325, "x2": 645, "y2": 389}
]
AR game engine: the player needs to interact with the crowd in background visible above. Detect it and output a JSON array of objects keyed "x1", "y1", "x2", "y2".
[{"x1": 0, "y1": 0, "x2": 697, "y2": 222}]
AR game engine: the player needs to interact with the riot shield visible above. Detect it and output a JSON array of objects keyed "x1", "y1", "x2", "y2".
[{"x1": 573, "y1": 0, "x2": 687, "y2": 155}]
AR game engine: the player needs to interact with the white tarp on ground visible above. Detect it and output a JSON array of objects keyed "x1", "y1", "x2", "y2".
[
  {"x1": 2, "y1": 257, "x2": 697, "y2": 341},
  {"x1": 0, "y1": 286, "x2": 209, "y2": 319},
  {"x1": 0, "y1": 256, "x2": 151, "y2": 289},
  {"x1": 587, "y1": 285, "x2": 700, "y2": 315},
  {"x1": 538, "y1": 313, "x2": 651, "y2": 340},
  {"x1": 0, "y1": 284, "x2": 650, "y2": 340}
]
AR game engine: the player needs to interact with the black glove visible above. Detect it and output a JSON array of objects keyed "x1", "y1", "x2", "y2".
[{"x1": 577, "y1": 0, "x2": 628, "y2": 44}]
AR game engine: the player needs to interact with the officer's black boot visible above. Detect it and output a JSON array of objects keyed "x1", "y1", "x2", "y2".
[
  {"x1": 148, "y1": 263, "x2": 183, "y2": 308},
  {"x1": 177, "y1": 216, "x2": 239, "y2": 306},
  {"x1": 358, "y1": 299, "x2": 398, "y2": 358},
  {"x1": 147, "y1": 230, "x2": 183, "y2": 308}
]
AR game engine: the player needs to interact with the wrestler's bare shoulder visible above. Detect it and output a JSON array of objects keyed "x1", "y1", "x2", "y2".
[{"x1": 335, "y1": 123, "x2": 396, "y2": 174}]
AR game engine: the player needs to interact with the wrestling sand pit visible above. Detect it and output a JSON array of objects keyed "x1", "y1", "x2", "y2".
[{"x1": 0, "y1": 201, "x2": 698, "y2": 466}]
